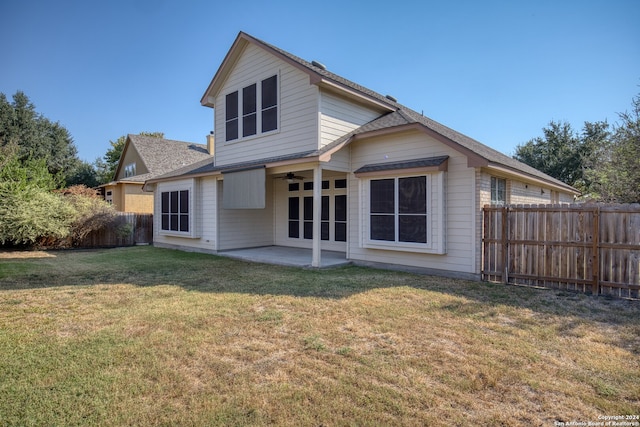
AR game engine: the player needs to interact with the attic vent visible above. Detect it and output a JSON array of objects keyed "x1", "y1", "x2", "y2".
[
  {"x1": 385, "y1": 94, "x2": 397, "y2": 102},
  {"x1": 311, "y1": 60, "x2": 326, "y2": 70}
]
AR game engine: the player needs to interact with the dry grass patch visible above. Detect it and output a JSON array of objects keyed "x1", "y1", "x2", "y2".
[{"x1": 0, "y1": 246, "x2": 638, "y2": 426}]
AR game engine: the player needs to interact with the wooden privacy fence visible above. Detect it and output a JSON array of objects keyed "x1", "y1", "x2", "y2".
[
  {"x1": 76, "y1": 213, "x2": 153, "y2": 248},
  {"x1": 482, "y1": 204, "x2": 640, "y2": 299}
]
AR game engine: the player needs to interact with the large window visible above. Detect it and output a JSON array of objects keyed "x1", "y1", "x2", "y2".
[
  {"x1": 491, "y1": 177, "x2": 507, "y2": 205},
  {"x1": 225, "y1": 75, "x2": 278, "y2": 141},
  {"x1": 161, "y1": 190, "x2": 190, "y2": 233},
  {"x1": 370, "y1": 176, "x2": 427, "y2": 244}
]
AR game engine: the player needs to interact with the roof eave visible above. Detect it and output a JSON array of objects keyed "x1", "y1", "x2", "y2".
[
  {"x1": 200, "y1": 32, "x2": 252, "y2": 107},
  {"x1": 316, "y1": 79, "x2": 396, "y2": 112},
  {"x1": 485, "y1": 163, "x2": 580, "y2": 194}
]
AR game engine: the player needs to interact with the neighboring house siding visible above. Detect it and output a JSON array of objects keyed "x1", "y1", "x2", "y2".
[
  {"x1": 348, "y1": 131, "x2": 476, "y2": 275},
  {"x1": 153, "y1": 177, "x2": 217, "y2": 252},
  {"x1": 123, "y1": 184, "x2": 153, "y2": 213},
  {"x1": 217, "y1": 178, "x2": 274, "y2": 250},
  {"x1": 214, "y1": 43, "x2": 319, "y2": 166},
  {"x1": 116, "y1": 145, "x2": 148, "y2": 180},
  {"x1": 319, "y1": 91, "x2": 381, "y2": 148}
]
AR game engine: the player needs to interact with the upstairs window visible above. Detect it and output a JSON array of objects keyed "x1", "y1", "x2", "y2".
[
  {"x1": 261, "y1": 75, "x2": 278, "y2": 132},
  {"x1": 225, "y1": 92, "x2": 239, "y2": 141},
  {"x1": 242, "y1": 84, "x2": 257, "y2": 137},
  {"x1": 491, "y1": 177, "x2": 507, "y2": 205},
  {"x1": 124, "y1": 162, "x2": 136, "y2": 178},
  {"x1": 225, "y1": 74, "x2": 278, "y2": 142}
]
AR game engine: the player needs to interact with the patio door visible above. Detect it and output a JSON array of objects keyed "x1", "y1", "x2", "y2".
[{"x1": 287, "y1": 178, "x2": 347, "y2": 247}]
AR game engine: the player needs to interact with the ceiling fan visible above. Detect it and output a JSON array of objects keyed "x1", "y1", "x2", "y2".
[{"x1": 276, "y1": 172, "x2": 305, "y2": 182}]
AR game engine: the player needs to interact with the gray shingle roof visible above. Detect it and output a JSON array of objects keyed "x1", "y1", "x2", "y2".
[
  {"x1": 342, "y1": 109, "x2": 575, "y2": 191},
  {"x1": 250, "y1": 32, "x2": 400, "y2": 111},
  {"x1": 121, "y1": 134, "x2": 210, "y2": 183}
]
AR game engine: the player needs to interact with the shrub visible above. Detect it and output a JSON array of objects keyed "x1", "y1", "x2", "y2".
[
  {"x1": 0, "y1": 154, "x2": 74, "y2": 245},
  {"x1": 64, "y1": 186, "x2": 118, "y2": 246}
]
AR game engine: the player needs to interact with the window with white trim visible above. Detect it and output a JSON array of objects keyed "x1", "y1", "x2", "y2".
[
  {"x1": 225, "y1": 74, "x2": 278, "y2": 141},
  {"x1": 491, "y1": 177, "x2": 507, "y2": 205},
  {"x1": 287, "y1": 178, "x2": 347, "y2": 243},
  {"x1": 369, "y1": 176, "x2": 428, "y2": 244},
  {"x1": 161, "y1": 190, "x2": 190, "y2": 233},
  {"x1": 124, "y1": 162, "x2": 136, "y2": 178}
]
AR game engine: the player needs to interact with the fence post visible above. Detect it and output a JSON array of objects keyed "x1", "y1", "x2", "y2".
[
  {"x1": 592, "y1": 207, "x2": 600, "y2": 295},
  {"x1": 502, "y1": 205, "x2": 509, "y2": 284}
]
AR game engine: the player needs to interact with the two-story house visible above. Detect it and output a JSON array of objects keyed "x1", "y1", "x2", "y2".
[{"x1": 144, "y1": 32, "x2": 578, "y2": 279}]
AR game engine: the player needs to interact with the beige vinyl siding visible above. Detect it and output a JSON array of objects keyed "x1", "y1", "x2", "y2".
[
  {"x1": 214, "y1": 43, "x2": 319, "y2": 166},
  {"x1": 348, "y1": 131, "x2": 477, "y2": 275},
  {"x1": 319, "y1": 91, "x2": 382, "y2": 148},
  {"x1": 153, "y1": 177, "x2": 217, "y2": 252},
  {"x1": 217, "y1": 178, "x2": 274, "y2": 250},
  {"x1": 324, "y1": 148, "x2": 351, "y2": 172}
]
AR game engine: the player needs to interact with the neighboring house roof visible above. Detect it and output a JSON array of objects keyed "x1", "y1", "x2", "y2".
[
  {"x1": 108, "y1": 134, "x2": 210, "y2": 185},
  {"x1": 155, "y1": 32, "x2": 578, "y2": 195}
]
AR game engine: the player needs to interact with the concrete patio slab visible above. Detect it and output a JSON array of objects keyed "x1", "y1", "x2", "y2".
[{"x1": 218, "y1": 246, "x2": 349, "y2": 268}]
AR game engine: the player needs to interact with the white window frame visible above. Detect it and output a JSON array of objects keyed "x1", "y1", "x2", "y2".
[
  {"x1": 223, "y1": 72, "x2": 280, "y2": 143},
  {"x1": 157, "y1": 180, "x2": 198, "y2": 238},
  {"x1": 124, "y1": 162, "x2": 136, "y2": 178},
  {"x1": 360, "y1": 171, "x2": 446, "y2": 254},
  {"x1": 286, "y1": 178, "x2": 347, "y2": 243},
  {"x1": 491, "y1": 176, "x2": 507, "y2": 205}
]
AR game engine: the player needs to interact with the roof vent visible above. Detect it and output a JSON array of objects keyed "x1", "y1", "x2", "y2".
[
  {"x1": 385, "y1": 94, "x2": 397, "y2": 102},
  {"x1": 311, "y1": 60, "x2": 326, "y2": 70}
]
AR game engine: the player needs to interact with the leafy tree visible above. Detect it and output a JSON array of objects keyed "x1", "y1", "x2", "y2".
[
  {"x1": 514, "y1": 121, "x2": 583, "y2": 188},
  {"x1": 516, "y1": 92, "x2": 640, "y2": 203},
  {"x1": 0, "y1": 150, "x2": 73, "y2": 245},
  {"x1": 576, "y1": 120, "x2": 610, "y2": 192},
  {"x1": 0, "y1": 91, "x2": 80, "y2": 185},
  {"x1": 66, "y1": 159, "x2": 100, "y2": 188},
  {"x1": 587, "y1": 94, "x2": 640, "y2": 203},
  {"x1": 95, "y1": 132, "x2": 164, "y2": 184}
]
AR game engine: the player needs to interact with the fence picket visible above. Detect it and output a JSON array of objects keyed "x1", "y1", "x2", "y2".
[
  {"x1": 76, "y1": 213, "x2": 153, "y2": 248},
  {"x1": 482, "y1": 204, "x2": 640, "y2": 300}
]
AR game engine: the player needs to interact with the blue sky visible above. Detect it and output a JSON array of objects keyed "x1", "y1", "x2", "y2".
[{"x1": 1, "y1": 0, "x2": 638, "y2": 162}]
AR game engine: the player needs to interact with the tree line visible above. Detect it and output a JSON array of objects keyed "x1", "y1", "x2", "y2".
[{"x1": 513, "y1": 92, "x2": 640, "y2": 203}]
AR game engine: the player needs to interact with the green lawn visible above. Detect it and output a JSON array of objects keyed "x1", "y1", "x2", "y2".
[{"x1": 0, "y1": 246, "x2": 638, "y2": 426}]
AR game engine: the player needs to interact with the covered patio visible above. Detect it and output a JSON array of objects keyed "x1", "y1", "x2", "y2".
[{"x1": 218, "y1": 246, "x2": 349, "y2": 268}]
